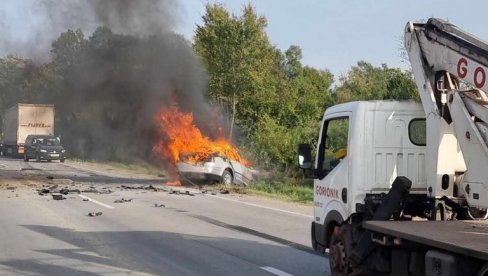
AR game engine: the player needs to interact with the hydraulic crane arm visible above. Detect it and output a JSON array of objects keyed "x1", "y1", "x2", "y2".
[{"x1": 405, "y1": 18, "x2": 488, "y2": 208}]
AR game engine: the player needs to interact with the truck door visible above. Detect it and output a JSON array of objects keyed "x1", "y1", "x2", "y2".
[{"x1": 315, "y1": 113, "x2": 350, "y2": 223}]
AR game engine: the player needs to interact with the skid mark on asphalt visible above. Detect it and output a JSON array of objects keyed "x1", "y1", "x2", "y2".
[
  {"x1": 190, "y1": 214, "x2": 319, "y2": 256},
  {"x1": 261, "y1": 266, "x2": 294, "y2": 276},
  {"x1": 79, "y1": 195, "x2": 114, "y2": 209},
  {"x1": 210, "y1": 195, "x2": 313, "y2": 219}
]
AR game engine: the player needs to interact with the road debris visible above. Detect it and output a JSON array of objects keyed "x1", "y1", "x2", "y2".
[
  {"x1": 219, "y1": 190, "x2": 230, "y2": 194},
  {"x1": 38, "y1": 185, "x2": 81, "y2": 196},
  {"x1": 81, "y1": 188, "x2": 112, "y2": 194},
  {"x1": 59, "y1": 188, "x2": 81, "y2": 195},
  {"x1": 52, "y1": 193, "x2": 65, "y2": 200},
  {"x1": 114, "y1": 198, "x2": 132, "y2": 203},
  {"x1": 49, "y1": 184, "x2": 59, "y2": 190},
  {"x1": 120, "y1": 184, "x2": 161, "y2": 191},
  {"x1": 81, "y1": 188, "x2": 99, "y2": 193},
  {"x1": 88, "y1": 212, "x2": 103, "y2": 217},
  {"x1": 6, "y1": 187, "x2": 16, "y2": 190},
  {"x1": 46, "y1": 176, "x2": 54, "y2": 180},
  {"x1": 82, "y1": 198, "x2": 89, "y2": 201},
  {"x1": 168, "y1": 189, "x2": 195, "y2": 196},
  {"x1": 38, "y1": 188, "x2": 50, "y2": 195},
  {"x1": 154, "y1": 203, "x2": 165, "y2": 208}
]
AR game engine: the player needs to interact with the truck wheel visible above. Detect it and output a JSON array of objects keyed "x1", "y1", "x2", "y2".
[
  {"x1": 221, "y1": 170, "x2": 233, "y2": 185},
  {"x1": 23, "y1": 154, "x2": 29, "y2": 162},
  {"x1": 36, "y1": 153, "x2": 41, "y2": 162},
  {"x1": 478, "y1": 263, "x2": 488, "y2": 276},
  {"x1": 60, "y1": 159, "x2": 65, "y2": 163},
  {"x1": 329, "y1": 226, "x2": 348, "y2": 276}
]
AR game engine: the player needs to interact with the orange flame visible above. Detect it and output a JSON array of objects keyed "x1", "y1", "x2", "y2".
[{"x1": 153, "y1": 106, "x2": 251, "y2": 171}]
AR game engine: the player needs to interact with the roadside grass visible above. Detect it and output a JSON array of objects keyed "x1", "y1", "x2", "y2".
[
  {"x1": 197, "y1": 177, "x2": 313, "y2": 204},
  {"x1": 246, "y1": 179, "x2": 313, "y2": 204}
]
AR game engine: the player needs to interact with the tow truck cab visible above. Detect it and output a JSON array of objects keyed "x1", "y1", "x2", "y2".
[{"x1": 302, "y1": 101, "x2": 428, "y2": 251}]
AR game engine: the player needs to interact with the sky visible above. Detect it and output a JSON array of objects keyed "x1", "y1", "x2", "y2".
[
  {"x1": 1, "y1": 0, "x2": 488, "y2": 82},
  {"x1": 175, "y1": 0, "x2": 488, "y2": 80}
]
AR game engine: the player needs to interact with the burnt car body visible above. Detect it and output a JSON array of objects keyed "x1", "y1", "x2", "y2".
[
  {"x1": 23, "y1": 135, "x2": 66, "y2": 162},
  {"x1": 176, "y1": 153, "x2": 253, "y2": 186}
]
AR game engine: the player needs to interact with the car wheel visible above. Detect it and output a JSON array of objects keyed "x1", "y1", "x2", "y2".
[
  {"x1": 36, "y1": 153, "x2": 41, "y2": 162},
  {"x1": 221, "y1": 169, "x2": 233, "y2": 185}
]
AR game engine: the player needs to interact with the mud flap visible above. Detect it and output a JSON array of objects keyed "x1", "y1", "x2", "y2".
[{"x1": 349, "y1": 176, "x2": 412, "y2": 266}]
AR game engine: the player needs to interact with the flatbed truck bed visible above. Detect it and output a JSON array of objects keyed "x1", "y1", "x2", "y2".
[{"x1": 363, "y1": 220, "x2": 488, "y2": 262}]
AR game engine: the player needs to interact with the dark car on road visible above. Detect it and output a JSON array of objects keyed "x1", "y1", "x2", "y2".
[{"x1": 23, "y1": 135, "x2": 66, "y2": 162}]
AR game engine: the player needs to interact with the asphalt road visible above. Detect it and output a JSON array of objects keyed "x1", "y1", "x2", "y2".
[{"x1": 0, "y1": 157, "x2": 330, "y2": 275}]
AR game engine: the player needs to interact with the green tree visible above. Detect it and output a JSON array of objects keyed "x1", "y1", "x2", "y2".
[
  {"x1": 0, "y1": 56, "x2": 57, "y2": 111},
  {"x1": 195, "y1": 5, "x2": 335, "y2": 171},
  {"x1": 252, "y1": 46, "x2": 333, "y2": 171},
  {"x1": 283, "y1": 45, "x2": 303, "y2": 79},
  {"x1": 51, "y1": 29, "x2": 88, "y2": 72},
  {"x1": 194, "y1": 3, "x2": 280, "y2": 138},
  {"x1": 335, "y1": 61, "x2": 419, "y2": 103}
]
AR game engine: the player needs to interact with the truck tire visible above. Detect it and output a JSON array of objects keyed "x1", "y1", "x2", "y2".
[
  {"x1": 329, "y1": 226, "x2": 348, "y2": 276},
  {"x1": 23, "y1": 154, "x2": 29, "y2": 162},
  {"x1": 60, "y1": 158, "x2": 65, "y2": 163},
  {"x1": 478, "y1": 263, "x2": 488, "y2": 276},
  {"x1": 221, "y1": 169, "x2": 233, "y2": 185},
  {"x1": 36, "y1": 153, "x2": 41, "y2": 162}
]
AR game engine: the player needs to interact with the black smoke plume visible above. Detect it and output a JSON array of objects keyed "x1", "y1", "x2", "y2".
[{"x1": 0, "y1": 0, "x2": 228, "y2": 165}]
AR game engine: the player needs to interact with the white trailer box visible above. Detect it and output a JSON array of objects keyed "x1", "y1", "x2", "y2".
[{"x1": 1, "y1": 104, "x2": 55, "y2": 156}]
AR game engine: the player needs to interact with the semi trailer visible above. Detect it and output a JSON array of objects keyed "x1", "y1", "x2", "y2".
[{"x1": 1, "y1": 104, "x2": 55, "y2": 157}]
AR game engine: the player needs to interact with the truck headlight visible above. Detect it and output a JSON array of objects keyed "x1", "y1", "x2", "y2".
[
  {"x1": 61, "y1": 150, "x2": 66, "y2": 153},
  {"x1": 40, "y1": 149, "x2": 47, "y2": 153}
]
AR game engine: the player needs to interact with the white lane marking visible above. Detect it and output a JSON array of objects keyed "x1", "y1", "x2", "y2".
[
  {"x1": 261, "y1": 266, "x2": 294, "y2": 276},
  {"x1": 460, "y1": 231, "x2": 488, "y2": 236},
  {"x1": 212, "y1": 195, "x2": 313, "y2": 218},
  {"x1": 79, "y1": 194, "x2": 114, "y2": 209}
]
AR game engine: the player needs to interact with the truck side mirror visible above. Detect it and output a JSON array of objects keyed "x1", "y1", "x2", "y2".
[{"x1": 298, "y1": 143, "x2": 312, "y2": 170}]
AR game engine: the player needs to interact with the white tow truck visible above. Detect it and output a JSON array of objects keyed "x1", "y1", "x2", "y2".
[{"x1": 299, "y1": 18, "x2": 488, "y2": 275}]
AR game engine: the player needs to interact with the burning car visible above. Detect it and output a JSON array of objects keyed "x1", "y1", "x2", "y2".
[
  {"x1": 153, "y1": 106, "x2": 254, "y2": 186},
  {"x1": 177, "y1": 152, "x2": 253, "y2": 186}
]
